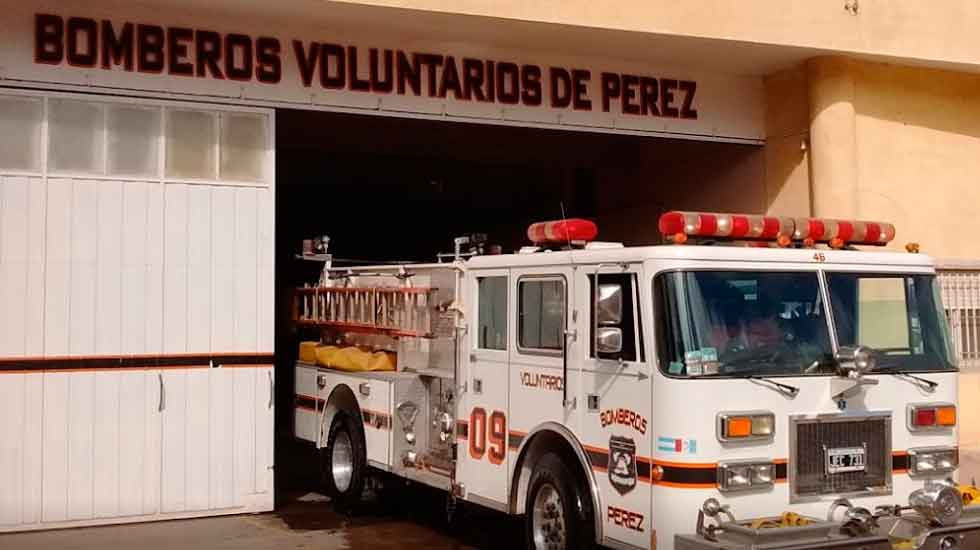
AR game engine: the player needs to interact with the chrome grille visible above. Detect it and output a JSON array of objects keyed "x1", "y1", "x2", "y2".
[{"x1": 790, "y1": 413, "x2": 892, "y2": 501}]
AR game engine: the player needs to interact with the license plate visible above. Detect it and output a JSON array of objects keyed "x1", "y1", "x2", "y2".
[{"x1": 826, "y1": 446, "x2": 866, "y2": 474}]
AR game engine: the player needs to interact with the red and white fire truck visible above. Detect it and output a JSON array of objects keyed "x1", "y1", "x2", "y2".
[{"x1": 292, "y1": 212, "x2": 980, "y2": 550}]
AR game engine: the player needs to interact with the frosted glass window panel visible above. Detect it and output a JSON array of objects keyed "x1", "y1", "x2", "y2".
[
  {"x1": 166, "y1": 109, "x2": 217, "y2": 180},
  {"x1": 220, "y1": 113, "x2": 267, "y2": 183},
  {"x1": 49, "y1": 99, "x2": 105, "y2": 174},
  {"x1": 108, "y1": 105, "x2": 160, "y2": 177},
  {"x1": 0, "y1": 96, "x2": 42, "y2": 171}
]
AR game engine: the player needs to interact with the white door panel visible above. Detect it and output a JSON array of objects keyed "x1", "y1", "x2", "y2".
[
  {"x1": 460, "y1": 269, "x2": 511, "y2": 505},
  {"x1": 577, "y1": 266, "x2": 652, "y2": 548},
  {"x1": 161, "y1": 369, "x2": 188, "y2": 513}
]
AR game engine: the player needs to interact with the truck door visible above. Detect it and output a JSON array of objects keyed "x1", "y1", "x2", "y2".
[
  {"x1": 577, "y1": 265, "x2": 652, "y2": 548},
  {"x1": 459, "y1": 268, "x2": 511, "y2": 507}
]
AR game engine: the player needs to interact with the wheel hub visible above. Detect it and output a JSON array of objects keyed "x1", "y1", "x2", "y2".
[
  {"x1": 331, "y1": 430, "x2": 354, "y2": 493},
  {"x1": 532, "y1": 483, "x2": 567, "y2": 550}
]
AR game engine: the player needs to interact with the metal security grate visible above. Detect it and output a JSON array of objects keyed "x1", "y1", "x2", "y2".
[
  {"x1": 791, "y1": 414, "x2": 891, "y2": 501},
  {"x1": 937, "y1": 265, "x2": 980, "y2": 369}
]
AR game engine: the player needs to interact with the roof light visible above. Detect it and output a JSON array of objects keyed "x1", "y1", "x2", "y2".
[
  {"x1": 527, "y1": 219, "x2": 598, "y2": 245},
  {"x1": 658, "y1": 211, "x2": 896, "y2": 247}
]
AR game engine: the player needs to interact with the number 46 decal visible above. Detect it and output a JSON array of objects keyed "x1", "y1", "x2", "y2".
[{"x1": 469, "y1": 407, "x2": 506, "y2": 465}]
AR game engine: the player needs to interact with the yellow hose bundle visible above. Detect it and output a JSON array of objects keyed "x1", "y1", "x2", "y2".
[
  {"x1": 299, "y1": 341, "x2": 319, "y2": 363},
  {"x1": 749, "y1": 512, "x2": 812, "y2": 529},
  {"x1": 960, "y1": 484, "x2": 980, "y2": 506},
  {"x1": 314, "y1": 345, "x2": 396, "y2": 372}
]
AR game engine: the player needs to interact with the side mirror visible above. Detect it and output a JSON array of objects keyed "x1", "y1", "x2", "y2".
[
  {"x1": 597, "y1": 283, "x2": 623, "y2": 325},
  {"x1": 596, "y1": 327, "x2": 623, "y2": 355}
]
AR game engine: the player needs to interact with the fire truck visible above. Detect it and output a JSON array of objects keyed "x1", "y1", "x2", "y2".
[{"x1": 292, "y1": 212, "x2": 980, "y2": 550}]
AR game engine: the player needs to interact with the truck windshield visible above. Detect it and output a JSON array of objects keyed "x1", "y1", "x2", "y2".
[
  {"x1": 826, "y1": 273, "x2": 955, "y2": 372},
  {"x1": 656, "y1": 271, "x2": 834, "y2": 377}
]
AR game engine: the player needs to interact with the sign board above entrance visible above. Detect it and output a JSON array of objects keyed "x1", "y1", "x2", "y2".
[{"x1": 0, "y1": 4, "x2": 764, "y2": 143}]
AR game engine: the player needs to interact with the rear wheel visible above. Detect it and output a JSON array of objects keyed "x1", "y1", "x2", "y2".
[
  {"x1": 525, "y1": 452, "x2": 595, "y2": 550},
  {"x1": 321, "y1": 412, "x2": 366, "y2": 509}
]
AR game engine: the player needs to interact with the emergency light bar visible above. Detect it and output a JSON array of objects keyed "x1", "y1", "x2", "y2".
[
  {"x1": 527, "y1": 219, "x2": 598, "y2": 245},
  {"x1": 658, "y1": 211, "x2": 896, "y2": 248}
]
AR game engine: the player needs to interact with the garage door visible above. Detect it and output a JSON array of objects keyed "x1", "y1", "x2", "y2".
[{"x1": 0, "y1": 89, "x2": 274, "y2": 531}]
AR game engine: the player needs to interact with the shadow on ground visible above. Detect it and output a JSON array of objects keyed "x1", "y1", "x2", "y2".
[{"x1": 271, "y1": 439, "x2": 524, "y2": 549}]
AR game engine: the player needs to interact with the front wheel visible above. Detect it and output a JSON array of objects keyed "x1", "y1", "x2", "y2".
[
  {"x1": 321, "y1": 412, "x2": 366, "y2": 509},
  {"x1": 525, "y1": 452, "x2": 595, "y2": 550}
]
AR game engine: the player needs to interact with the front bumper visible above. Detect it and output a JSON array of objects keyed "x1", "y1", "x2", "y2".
[{"x1": 675, "y1": 504, "x2": 980, "y2": 550}]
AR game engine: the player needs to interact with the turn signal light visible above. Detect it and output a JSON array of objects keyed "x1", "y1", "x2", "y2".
[
  {"x1": 718, "y1": 412, "x2": 775, "y2": 442},
  {"x1": 909, "y1": 403, "x2": 957, "y2": 430},
  {"x1": 937, "y1": 407, "x2": 957, "y2": 427},
  {"x1": 727, "y1": 418, "x2": 753, "y2": 438}
]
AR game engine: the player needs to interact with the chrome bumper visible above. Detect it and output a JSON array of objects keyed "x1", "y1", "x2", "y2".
[
  {"x1": 676, "y1": 510, "x2": 980, "y2": 550},
  {"x1": 674, "y1": 520, "x2": 892, "y2": 550}
]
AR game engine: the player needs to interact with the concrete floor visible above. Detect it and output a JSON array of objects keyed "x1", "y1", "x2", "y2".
[
  {"x1": 7, "y1": 376, "x2": 980, "y2": 550},
  {"x1": 0, "y1": 488, "x2": 523, "y2": 550}
]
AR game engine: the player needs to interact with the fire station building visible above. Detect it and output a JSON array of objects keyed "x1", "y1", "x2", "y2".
[{"x1": 0, "y1": 0, "x2": 978, "y2": 532}]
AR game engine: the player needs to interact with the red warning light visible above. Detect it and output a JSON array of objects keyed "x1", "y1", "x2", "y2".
[
  {"x1": 659, "y1": 211, "x2": 895, "y2": 247},
  {"x1": 527, "y1": 219, "x2": 598, "y2": 245}
]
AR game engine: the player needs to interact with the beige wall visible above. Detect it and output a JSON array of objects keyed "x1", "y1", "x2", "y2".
[
  {"x1": 798, "y1": 57, "x2": 980, "y2": 259},
  {"x1": 763, "y1": 67, "x2": 811, "y2": 217},
  {"x1": 333, "y1": 0, "x2": 980, "y2": 70}
]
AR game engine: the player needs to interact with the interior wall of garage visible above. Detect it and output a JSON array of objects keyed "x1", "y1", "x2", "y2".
[{"x1": 272, "y1": 111, "x2": 765, "y2": 457}]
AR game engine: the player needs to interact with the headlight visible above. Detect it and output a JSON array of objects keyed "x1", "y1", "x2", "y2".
[
  {"x1": 910, "y1": 481, "x2": 963, "y2": 526},
  {"x1": 909, "y1": 446, "x2": 958, "y2": 477},
  {"x1": 717, "y1": 460, "x2": 775, "y2": 492}
]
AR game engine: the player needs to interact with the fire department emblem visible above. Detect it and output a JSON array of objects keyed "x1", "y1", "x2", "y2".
[{"x1": 608, "y1": 436, "x2": 637, "y2": 495}]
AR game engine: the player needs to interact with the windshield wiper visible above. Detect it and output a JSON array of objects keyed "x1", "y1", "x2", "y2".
[
  {"x1": 891, "y1": 371, "x2": 938, "y2": 391},
  {"x1": 745, "y1": 375, "x2": 800, "y2": 398}
]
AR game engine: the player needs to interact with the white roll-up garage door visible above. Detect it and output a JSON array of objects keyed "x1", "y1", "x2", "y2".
[{"x1": 0, "y1": 89, "x2": 275, "y2": 531}]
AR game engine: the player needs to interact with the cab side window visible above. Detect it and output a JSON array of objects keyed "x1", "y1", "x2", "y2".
[
  {"x1": 589, "y1": 273, "x2": 642, "y2": 362},
  {"x1": 477, "y1": 276, "x2": 507, "y2": 350},
  {"x1": 518, "y1": 278, "x2": 565, "y2": 352}
]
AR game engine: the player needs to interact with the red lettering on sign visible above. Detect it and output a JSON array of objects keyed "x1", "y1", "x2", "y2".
[{"x1": 31, "y1": 13, "x2": 699, "y2": 120}]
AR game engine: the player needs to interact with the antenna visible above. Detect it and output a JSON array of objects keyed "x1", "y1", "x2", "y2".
[{"x1": 559, "y1": 202, "x2": 576, "y2": 257}]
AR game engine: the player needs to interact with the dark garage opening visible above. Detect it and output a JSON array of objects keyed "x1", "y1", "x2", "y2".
[{"x1": 271, "y1": 108, "x2": 763, "y2": 501}]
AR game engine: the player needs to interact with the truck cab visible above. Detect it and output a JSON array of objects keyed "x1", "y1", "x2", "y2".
[{"x1": 294, "y1": 212, "x2": 977, "y2": 550}]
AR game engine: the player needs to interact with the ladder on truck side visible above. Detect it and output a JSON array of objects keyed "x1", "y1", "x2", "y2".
[{"x1": 295, "y1": 285, "x2": 438, "y2": 338}]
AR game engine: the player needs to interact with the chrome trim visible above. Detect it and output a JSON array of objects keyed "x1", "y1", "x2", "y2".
[
  {"x1": 908, "y1": 446, "x2": 959, "y2": 478},
  {"x1": 716, "y1": 458, "x2": 777, "y2": 493},
  {"x1": 817, "y1": 269, "x2": 841, "y2": 353},
  {"x1": 907, "y1": 402, "x2": 956, "y2": 432},
  {"x1": 510, "y1": 421, "x2": 603, "y2": 545},
  {"x1": 789, "y1": 411, "x2": 893, "y2": 503},
  {"x1": 716, "y1": 411, "x2": 775, "y2": 443}
]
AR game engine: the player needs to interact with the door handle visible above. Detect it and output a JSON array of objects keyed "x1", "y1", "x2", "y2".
[
  {"x1": 158, "y1": 373, "x2": 166, "y2": 412},
  {"x1": 268, "y1": 370, "x2": 274, "y2": 409}
]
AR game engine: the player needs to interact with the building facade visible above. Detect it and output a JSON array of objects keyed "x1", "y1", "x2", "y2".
[{"x1": 1, "y1": 0, "x2": 978, "y2": 533}]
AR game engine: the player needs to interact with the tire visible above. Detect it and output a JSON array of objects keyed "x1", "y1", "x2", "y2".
[
  {"x1": 524, "y1": 452, "x2": 596, "y2": 550},
  {"x1": 321, "y1": 412, "x2": 366, "y2": 509}
]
